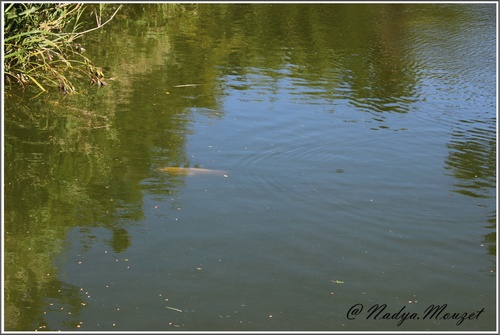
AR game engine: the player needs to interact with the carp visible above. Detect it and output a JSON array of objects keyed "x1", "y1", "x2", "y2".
[{"x1": 158, "y1": 167, "x2": 228, "y2": 177}]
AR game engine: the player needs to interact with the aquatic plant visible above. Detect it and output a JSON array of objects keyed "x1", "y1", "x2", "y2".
[{"x1": 4, "y1": 3, "x2": 122, "y2": 95}]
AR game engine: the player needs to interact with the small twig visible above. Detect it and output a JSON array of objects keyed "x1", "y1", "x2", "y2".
[
  {"x1": 173, "y1": 84, "x2": 203, "y2": 88},
  {"x1": 95, "y1": 10, "x2": 101, "y2": 26}
]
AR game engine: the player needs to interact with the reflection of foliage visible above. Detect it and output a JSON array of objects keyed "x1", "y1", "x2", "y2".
[
  {"x1": 4, "y1": 90, "x2": 134, "y2": 330},
  {"x1": 444, "y1": 119, "x2": 496, "y2": 260},
  {"x1": 4, "y1": 232, "x2": 64, "y2": 330},
  {"x1": 110, "y1": 228, "x2": 131, "y2": 253},
  {"x1": 445, "y1": 120, "x2": 496, "y2": 199},
  {"x1": 484, "y1": 212, "x2": 496, "y2": 257}
]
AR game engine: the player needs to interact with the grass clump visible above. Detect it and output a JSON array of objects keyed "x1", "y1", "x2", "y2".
[{"x1": 4, "y1": 3, "x2": 122, "y2": 95}]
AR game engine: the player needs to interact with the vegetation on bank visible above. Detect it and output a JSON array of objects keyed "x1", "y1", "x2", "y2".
[{"x1": 4, "y1": 3, "x2": 122, "y2": 95}]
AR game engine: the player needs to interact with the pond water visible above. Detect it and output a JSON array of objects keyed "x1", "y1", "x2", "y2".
[{"x1": 3, "y1": 3, "x2": 496, "y2": 331}]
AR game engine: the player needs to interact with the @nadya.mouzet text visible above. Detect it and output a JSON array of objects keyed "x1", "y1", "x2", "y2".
[{"x1": 346, "y1": 303, "x2": 485, "y2": 326}]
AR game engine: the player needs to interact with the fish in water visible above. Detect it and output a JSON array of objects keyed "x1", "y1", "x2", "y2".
[{"x1": 158, "y1": 167, "x2": 228, "y2": 177}]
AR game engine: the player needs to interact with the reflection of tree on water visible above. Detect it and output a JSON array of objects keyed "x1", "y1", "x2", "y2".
[
  {"x1": 445, "y1": 120, "x2": 496, "y2": 199},
  {"x1": 3, "y1": 83, "x2": 190, "y2": 330},
  {"x1": 109, "y1": 228, "x2": 131, "y2": 253},
  {"x1": 444, "y1": 118, "x2": 496, "y2": 259},
  {"x1": 484, "y1": 212, "x2": 496, "y2": 257},
  {"x1": 3, "y1": 28, "x2": 209, "y2": 325}
]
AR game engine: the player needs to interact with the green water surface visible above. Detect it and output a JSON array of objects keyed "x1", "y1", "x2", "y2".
[{"x1": 3, "y1": 3, "x2": 496, "y2": 331}]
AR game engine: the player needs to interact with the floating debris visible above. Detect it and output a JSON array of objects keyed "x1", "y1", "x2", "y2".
[
  {"x1": 173, "y1": 84, "x2": 202, "y2": 88},
  {"x1": 166, "y1": 306, "x2": 183, "y2": 313}
]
